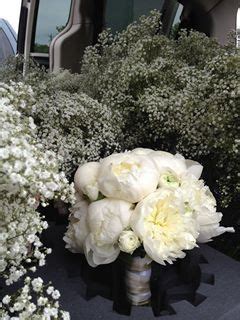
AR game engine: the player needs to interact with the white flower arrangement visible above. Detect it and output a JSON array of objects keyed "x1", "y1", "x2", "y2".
[
  {"x1": 0, "y1": 97, "x2": 74, "y2": 283},
  {"x1": 0, "y1": 81, "x2": 36, "y2": 115},
  {"x1": 0, "y1": 99, "x2": 75, "y2": 207},
  {"x1": 79, "y1": 10, "x2": 239, "y2": 208},
  {"x1": 64, "y1": 148, "x2": 234, "y2": 267},
  {"x1": 0, "y1": 96, "x2": 73, "y2": 316},
  {"x1": 0, "y1": 276, "x2": 70, "y2": 319},
  {"x1": 29, "y1": 91, "x2": 122, "y2": 177}
]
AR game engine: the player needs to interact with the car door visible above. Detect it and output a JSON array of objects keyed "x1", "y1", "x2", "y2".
[
  {"x1": 18, "y1": 0, "x2": 182, "y2": 73},
  {"x1": 18, "y1": 0, "x2": 239, "y2": 73}
]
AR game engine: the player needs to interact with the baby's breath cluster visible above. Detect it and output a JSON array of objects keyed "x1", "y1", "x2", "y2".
[
  {"x1": 32, "y1": 91, "x2": 121, "y2": 176},
  {"x1": 0, "y1": 99, "x2": 75, "y2": 206},
  {"x1": 0, "y1": 70, "x2": 122, "y2": 177},
  {"x1": 0, "y1": 276, "x2": 70, "y2": 319},
  {"x1": 0, "y1": 199, "x2": 50, "y2": 285},
  {"x1": 0, "y1": 97, "x2": 75, "y2": 283},
  {"x1": 0, "y1": 81, "x2": 36, "y2": 115},
  {"x1": 78, "y1": 10, "x2": 240, "y2": 207},
  {"x1": 0, "y1": 95, "x2": 72, "y2": 315}
]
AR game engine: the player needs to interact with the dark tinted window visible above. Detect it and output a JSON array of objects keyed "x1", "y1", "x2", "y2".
[
  {"x1": 105, "y1": 0, "x2": 183, "y2": 36},
  {"x1": 0, "y1": 28, "x2": 14, "y2": 63},
  {"x1": 33, "y1": 0, "x2": 72, "y2": 53}
]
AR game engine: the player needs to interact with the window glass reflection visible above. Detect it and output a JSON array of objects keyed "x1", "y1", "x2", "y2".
[{"x1": 33, "y1": 0, "x2": 71, "y2": 53}]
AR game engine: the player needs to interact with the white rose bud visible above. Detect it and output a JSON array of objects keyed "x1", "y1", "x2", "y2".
[{"x1": 118, "y1": 230, "x2": 141, "y2": 254}]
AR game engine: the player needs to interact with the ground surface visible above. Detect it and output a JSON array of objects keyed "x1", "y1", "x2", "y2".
[{"x1": 35, "y1": 224, "x2": 240, "y2": 320}]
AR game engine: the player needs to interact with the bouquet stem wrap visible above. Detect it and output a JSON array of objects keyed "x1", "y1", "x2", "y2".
[{"x1": 122, "y1": 254, "x2": 152, "y2": 306}]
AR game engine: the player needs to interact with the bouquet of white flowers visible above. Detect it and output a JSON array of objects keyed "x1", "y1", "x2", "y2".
[{"x1": 64, "y1": 148, "x2": 234, "y2": 268}]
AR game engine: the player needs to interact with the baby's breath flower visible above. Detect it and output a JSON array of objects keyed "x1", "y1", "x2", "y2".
[{"x1": 0, "y1": 277, "x2": 69, "y2": 319}]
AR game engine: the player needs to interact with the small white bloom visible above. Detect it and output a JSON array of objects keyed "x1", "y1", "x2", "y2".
[
  {"x1": 30, "y1": 266, "x2": 37, "y2": 272},
  {"x1": 46, "y1": 286, "x2": 54, "y2": 295},
  {"x1": 118, "y1": 230, "x2": 141, "y2": 254},
  {"x1": 39, "y1": 259, "x2": 46, "y2": 266},
  {"x1": 158, "y1": 170, "x2": 181, "y2": 188},
  {"x1": 13, "y1": 302, "x2": 24, "y2": 311},
  {"x1": 2, "y1": 295, "x2": 11, "y2": 304},
  {"x1": 0, "y1": 148, "x2": 9, "y2": 159},
  {"x1": 27, "y1": 234, "x2": 36, "y2": 243},
  {"x1": 61, "y1": 311, "x2": 71, "y2": 320},
  {"x1": 31, "y1": 277, "x2": 43, "y2": 292},
  {"x1": 52, "y1": 290, "x2": 61, "y2": 300},
  {"x1": 27, "y1": 303, "x2": 37, "y2": 313},
  {"x1": 37, "y1": 297, "x2": 48, "y2": 306}
]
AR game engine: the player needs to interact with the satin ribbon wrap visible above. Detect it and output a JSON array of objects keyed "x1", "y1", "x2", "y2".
[{"x1": 81, "y1": 248, "x2": 212, "y2": 316}]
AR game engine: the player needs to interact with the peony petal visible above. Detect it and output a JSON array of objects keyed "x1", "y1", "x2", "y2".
[
  {"x1": 198, "y1": 226, "x2": 234, "y2": 243},
  {"x1": 84, "y1": 234, "x2": 120, "y2": 267},
  {"x1": 185, "y1": 159, "x2": 203, "y2": 179},
  {"x1": 87, "y1": 198, "x2": 133, "y2": 245},
  {"x1": 74, "y1": 162, "x2": 100, "y2": 201}
]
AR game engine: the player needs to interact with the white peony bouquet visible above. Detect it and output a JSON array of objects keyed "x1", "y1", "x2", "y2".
[{"x1": 64, "y1": 148, "x2": 234, "y2": 267}]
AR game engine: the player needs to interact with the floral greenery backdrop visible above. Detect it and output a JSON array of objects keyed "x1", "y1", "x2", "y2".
[
  {"x1": 0, "y1": 10, "x2": 239, "y2": 317},
  {"x1": 1, "y1": 12, "x2": 239, "y2": 208}
]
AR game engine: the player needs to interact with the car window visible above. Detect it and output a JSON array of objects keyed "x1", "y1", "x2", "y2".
[
  {"x1": 32, "y1": 0, "x2": 72, "y2": 53},
  {"x1": 237, "y1": 8, "x2": 240, "y2": 48},
  {"x1": 105, "y1": 0, "x2": 183, "y2": 36},
  {"x1": 0, "y1": 28, "x2": 14, "y2": 63}
]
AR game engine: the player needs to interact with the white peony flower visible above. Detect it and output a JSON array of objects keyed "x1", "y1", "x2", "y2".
[
  {"x1": 87, "y1": 198, "x2": 133, "y2": 245},
  {"x1": 131, "y1": 188, "x2": 199, "y2": 265},
  {"x1": 150, "y1": 151, "x2": 203, "y2": 185},
  {"x1": 74, "y1": 162, "x2": 100, "y2": 201},
  {"x1": 98, "y1": 153, "x2": 159, "y2": 203},
  {"x1": 197, "y1": 209, "x2": 234, "y2": 243},
  {"x1": 82, "y1": 198, "x2": 134, "y2": 266},
  {"x1": 84, "y1": 233, "x2": 120, "y2": 267},
  {"x1": 63, "y1": 200, "x2": 89, "y2": 253},
  {"x1": 151, "y1": 151, "x2": 186, "y2": 175},
  {"x1": 180, "y1": 176, "x2": 234, "y2": 242},
  {"x1": 118, "y1": 230, "x2": 141, "y2": 254}
]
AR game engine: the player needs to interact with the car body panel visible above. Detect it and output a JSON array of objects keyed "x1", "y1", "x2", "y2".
[
  {"x1": 0, "y1": 18, "x2": 17, "y2": 63},
  {"x1": 17, "y1": 0, "x2": 240, "y2": 73}
]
